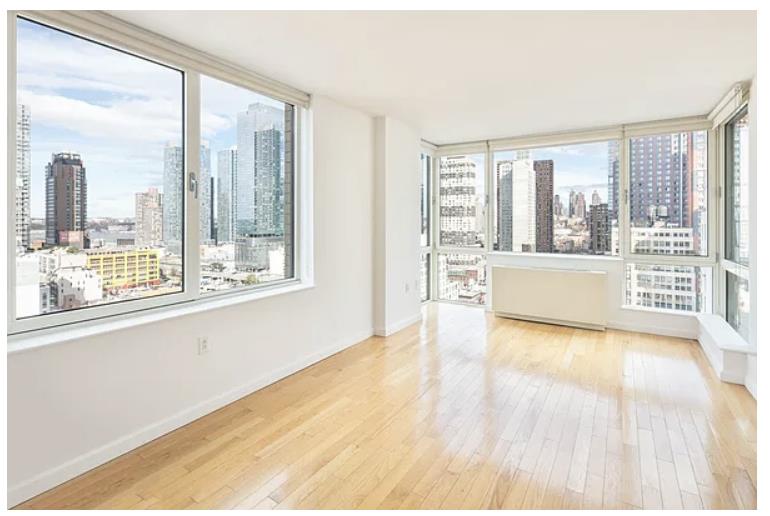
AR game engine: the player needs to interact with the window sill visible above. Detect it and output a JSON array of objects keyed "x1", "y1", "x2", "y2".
[{"x1": 7, "y1": 281, "x2": 315, "y2": 355}]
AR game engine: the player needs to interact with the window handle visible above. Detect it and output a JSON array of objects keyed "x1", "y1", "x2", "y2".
[{"x1": 189, "y1": 172, "x2": 198, "y2": 199}]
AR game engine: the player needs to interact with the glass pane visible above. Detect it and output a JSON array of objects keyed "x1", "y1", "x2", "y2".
[
  {"x1": 725, "y1": 109, "x2": 749, "y2": 266},
  {"x1": 14, "y1": 18, "x2": 184, "y2": 319},
  {"x1": 199, "y1": 75, "x2": 294, "y2": 293},
  {"x1": 439, "y1": 154, "x2": 485, "y2": 248},
  {"x1": 629, "y1": 131, "x2": 708, "y2": 256},
  {"x1": 624, "y1": 263, "x2": 712, "y2": 313},
  {"x1": 437, "y1": 253, "x2": 486, "y2": 305},
  {"x1": 420, "y1": 252, "x2": 430, "y2": 302},
  {"x1": 420, "y1": 153, "x2": 430, "y2": 248},
  {"x1": 726, "y1": 272, "x2": 750, "y2": 342},
  {"x1": 493, "y1": 141, "x2": 619, "y2": 255}
]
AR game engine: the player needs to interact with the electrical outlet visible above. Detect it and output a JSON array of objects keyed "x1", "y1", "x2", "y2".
[
  {"x1": 405, "y1": 282, "x2": 410, "y2": 293},
  {"x1": 197, "y1": 336, "x2": 210, "y2": 355}
]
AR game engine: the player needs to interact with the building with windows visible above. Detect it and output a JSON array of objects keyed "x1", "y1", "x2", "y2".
[
  {"x1": 48, "y1": 267, "x2": 102, "y2": 310},
  {"x1": 45, "y1": 152, "x2": 87, "y2": 249},
  {"x1": 135, "y1": 187, "x2": 163, "y2": 247},
  {"x1": 85, "y1": 248, "x2": 161, "y2": 290},
  {"x1": 534, "y1": 159, "x2": 554, "y2": 253},
  {"x1": 16, "y1": 104, "x2": 31, "y2": 249},
  {"x1": 440, "y1": 155, "x2": 480, "y2": 247},
  {"x1": 162, "y1": 143, "x2": 183, "y2": 255},
  {"x1": 217, "y1": 146, "x2": 237, "y2": 243}
]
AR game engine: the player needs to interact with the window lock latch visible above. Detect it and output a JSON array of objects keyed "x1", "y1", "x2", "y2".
[{"x1": 189, "y1": 172, "x2": 198, "y2": 199}]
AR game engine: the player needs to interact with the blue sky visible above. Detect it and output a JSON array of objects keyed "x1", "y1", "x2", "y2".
[{"x1": 18, "y1": 18, "x2": 282, "y2": 219}]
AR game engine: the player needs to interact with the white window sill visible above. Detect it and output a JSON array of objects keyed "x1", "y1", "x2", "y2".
[{"x1": 7, "y1": 281, "x2": 315, "y2": 355}]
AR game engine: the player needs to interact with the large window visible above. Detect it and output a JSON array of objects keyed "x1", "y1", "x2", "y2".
[
  {"x1": 199, "y1": 76, "x2": 294, "y2": 293},
  {"x1": 14, "y1": 17, "x2": 184, "y2": 320},
  {"x1": 10, "y1": 14, "x2": 303, "y2": 333},
  {"x1": 439, "y1": 154, "x2": 485, "y2": 248},
  {"x1": 628, "y1": 130, "x2": 708, "y2": 257},
  {"x1": 493, "y1": 141, "x2": 618, "y2": 255},
  {"x1": 723, "y1": 108, "x2": 750, "y2": 340}
]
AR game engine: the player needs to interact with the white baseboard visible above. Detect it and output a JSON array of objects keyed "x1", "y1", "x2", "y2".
[
  {"x1": 7, "y1": 328, "x2": 373, "y2": 508},
  {"x1": 373, "y1": 312, "x2": 422, "y2": 337}
]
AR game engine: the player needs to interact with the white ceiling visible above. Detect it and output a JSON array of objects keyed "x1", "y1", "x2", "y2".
[{"x1": 111, "y1": 10, "x2": 756, "y2": 145}]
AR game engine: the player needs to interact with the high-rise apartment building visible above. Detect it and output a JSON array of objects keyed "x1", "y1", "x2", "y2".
[
  {"x1": 199, "y1": 144, "x2": 213, "y2": 243},
  {"x1": 217, "y1": 147, "x2": 237, "y2": 243},
  {"x1": 608, "y1": 140, "x2": 620, "y2": 221},
  {"x1": 135, "y1": 187, "x2": 163, "y2": 247},
  {"x1": 236, "y1": 103, "x2": 286, "y2": 238},
  {"x1": 554, "y1": 194, "x2": 564, "y2": 217},
  {"x1": 534, "y1": 160, "x2": 554, "y2": 253},
  {"x1": 45, "y1": 152, "x2": 87, "y2": 249},
  {"x1": 162, "y1": 143, "x2": 183, "y2": 255},
  {"x1": 574, "y1": 192, "x2": 587, "y2": 219},
  {"x1": 495, "y1": 160, "x2": 513, "y2": 251},
  {"x1": 162, "y1": 143, "x2": 211, "y2": 253},
  {"x1": 589, "y1": 203, "x2": 610, "y2": 254},
  {"x1": 568, "y1": 190, "x2": 577, "y2": 217},
  {"x1": 16, "y1": 104, "x2": 31, "y2": 249},
  {"x1": 440, "y1": 156, "x2": 480, "y2": 247},
  {"x1": 511, "y1": 152, "x2": 535, "y2": 252}
]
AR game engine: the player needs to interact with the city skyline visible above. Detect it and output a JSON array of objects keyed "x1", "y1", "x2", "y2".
[{"x1": 17, "y1": 18, "x2": 284, "y2": 219}]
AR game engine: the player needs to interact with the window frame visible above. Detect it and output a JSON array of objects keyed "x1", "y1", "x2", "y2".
[
  {"x1": 420, "y1": 144, "x2": 435, "y2": 302},
  {"x1": 7, "y1": 10, "x2": 310, "y2": 336},
  {"x1": 716, "y1": 103, "x2": 751, "y2": 339},
  {"x1": 428, "y1": 118, "x2": 718, "y2": 312}
]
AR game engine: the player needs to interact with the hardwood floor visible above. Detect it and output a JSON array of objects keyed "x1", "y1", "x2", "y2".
[{"x1": 17, "y1": 302, "x2": 757, "y2": 509}]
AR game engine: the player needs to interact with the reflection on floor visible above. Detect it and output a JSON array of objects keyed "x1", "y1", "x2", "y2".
[{"x1": 18, "y1": 302, "x2": 757, "y2": 509}]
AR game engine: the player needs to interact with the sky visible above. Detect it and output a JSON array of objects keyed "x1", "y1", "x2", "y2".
[{"x1": 17, "y1": 17, "x2": 283, "y2": 219}]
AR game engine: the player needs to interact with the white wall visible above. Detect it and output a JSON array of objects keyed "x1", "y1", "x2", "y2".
[
  {"x1": 6, "y1": 95, "x2": 376, "y2": 506},
  {"x1": 373, "y1": 116, "x2": 422, "y2": 335},
  {"x1": 486, "y1": 253, "x2": 699, "y2": 339}
]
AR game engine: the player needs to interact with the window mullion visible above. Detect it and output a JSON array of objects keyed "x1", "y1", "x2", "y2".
[{"x1": 185, "y1": 71, "x2": 201, "y2": 300}]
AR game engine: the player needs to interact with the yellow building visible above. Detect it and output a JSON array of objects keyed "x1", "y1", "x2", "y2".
[{"x1": 86, "y1": 248, "x2": 161, "y2": 290}]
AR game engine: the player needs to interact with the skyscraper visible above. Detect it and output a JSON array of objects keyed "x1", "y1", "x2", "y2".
[
  {"x1": 495, "y1": 160, "x2": 513, "y2": 251},
  {"x1": 217, "y1": 146, "x2": 237, "y2": 243},
  {"x1": 135, "y1": 187, "x2": 163, "y2": 247},
  {"x1": 589, "y1": 203, "x2": 610, "y2": 254},
  {"x1": 440, "y1": 156, "x2": 479, "y2": 247},
  {"x1": 534, "y1": 160, "x2": 554, "y2": 253},
  {"x1": 16, "y1": 104, "x2": 31, "y2": 249},
  {"x1": 235, "y1": 102, "x2": 286, "y2": 238},
  {"x1": 553, "y1": 194, "x2": 564, "y2": 217},
  {"x1": 162, "y1": 143, "x2": 183, "y2": 255},
  {"x1": 608, "y1": 140, "x2": 620, "y2": 221},
  {"x1": 574, "y1": 192, "x2": 587, "y2": 219},
  {"x1": 568, "y1": 190, "x2": 577, "y2": 217},
  {"x1": 199, "y1": 144, "x2": 213, "y2": 243},
  {"x1": 45, "y1": 152, "x2": 87, "y2": 249},
  {"x1": 511, "y1": 152, "x2": 535, "y2": 253},
  {"x1": 162, "y1": 143, "x2": 212, "y2": 253}
]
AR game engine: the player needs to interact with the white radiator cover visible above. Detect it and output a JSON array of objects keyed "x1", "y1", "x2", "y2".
[{"x1": 491, "y1": 266, "x2": 608, "y2": 330}]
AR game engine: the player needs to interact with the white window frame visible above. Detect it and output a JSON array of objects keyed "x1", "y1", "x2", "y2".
[
  {"x1": 7, "y1": 10, "x2": 312, "y2": 337},
  {"x1": 715, "y1": 101, "x2": 750, "y2": 336},
  {"x1": 428, "y1": 116, "x2": 719, "y2": 313},
  {"x1": 420, "y1": 142, "x2": 435, "y2": 303}
]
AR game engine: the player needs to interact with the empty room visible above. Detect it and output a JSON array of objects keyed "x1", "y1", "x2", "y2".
[{"x1": 4, "y1": 6, "x2": 761, "y2": 511}]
